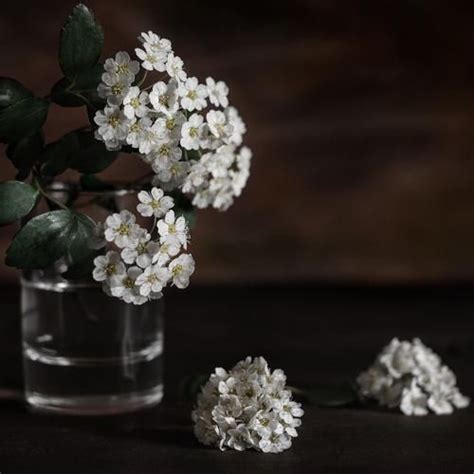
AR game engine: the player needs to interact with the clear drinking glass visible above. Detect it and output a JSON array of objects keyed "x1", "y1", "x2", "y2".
[
  {"x1": 19, "y1": 183, "x2": 165, "y2": 414},
  {"x1": 21, "y1": 268, "x2": 164, "y2": 415}
]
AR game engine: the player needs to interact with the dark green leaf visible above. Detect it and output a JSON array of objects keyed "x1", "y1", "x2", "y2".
[
  {"x1": 301, "y1": 383, "x2": 357, "y2": 408},
  {"x1": 50, "y1": 78, "x2": 84, "y2": 107},
  {"x1": 0, "y1": 77, "x2": 32, "y2": 110},
  {"x1": 5, "y1": 210, "x2": 95, "y2": 269},
  {"x1": 0, "y1": 181, "x2": 39, "y2": 226},
  {"x1": 59, "y1": 4, "x2": 104, "y2": 78},
  {"x1": 51, "y1": 64, "x2": 105, "y2": 108},
  {"x1": 40, "y1": 132, "x2": 80, "y2": 176},
  {"x1": 0, "y1": 97, "x2": 49, "y2": 143},
  {"x1": 80, "y1": 174, "x2": 115, "y2": 191},
  {"x1": 178, "y1": 374, "x2": 209, "y2": 402},
  {"x1": 171, "y1": 190, "x2": 197, "y2": 228},
  {"x1": 69, "y1": 129, "x2": 118, "y2": 173},
  {"x1": 6, "y1": 132, "x2": 44, "y2": 180},
  {"x1": 63, "y1": 249, "x2": 100, "y2": 280}
]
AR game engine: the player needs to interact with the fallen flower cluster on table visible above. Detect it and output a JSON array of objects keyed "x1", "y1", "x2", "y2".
[
  {"x1": 357, "y1": 338, "x2": 470, "y2": 416},
  {"x1": 192, "y1": 357, "x2": 304, "y2": 453}
]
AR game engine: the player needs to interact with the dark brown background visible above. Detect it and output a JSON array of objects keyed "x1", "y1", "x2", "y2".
[{"x1": 2, "y1": 0, "x2": 474, "y2": 284}]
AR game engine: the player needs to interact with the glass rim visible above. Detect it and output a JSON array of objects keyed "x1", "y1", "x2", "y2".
[{"x1": 46, "y1": 180, "x2": 150, "y2": 197}]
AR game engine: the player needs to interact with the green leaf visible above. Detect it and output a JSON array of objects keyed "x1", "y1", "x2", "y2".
[
  {"x1": 63, "y1": 249, "x2": 100, "y2": 280},
  {"x1": 40, "y1": 131, "x2": 80, "y2": 176},
  {"x1": 0, "y1": 97, "x2": 49, "y2": 143},
  {"x1": 51, "y1": 64, "x2": 105, "y2": 108},
  {"x1": 80, "y1": 174, "x2": 115, "y2": 191},
  {"x1": 6, "y1": 132, "x2": 44, "y2": 180},
  {"x1": 0, "y1": 181, "x2": 39, "y2": 226},
  {"x1": 0, "y1": 78, "x2": 32, "y2": 110},
  {"x1": 171, "y1": 190, "x2": 197, "y2": 228},
  {"x1": 59, "y1": 4, "x2": 104, "y2": 78},
  {"x1": 178, "y1": 374, "x2": 209, "y2": 402},
  {"x1": 5, "y1": 210, "x2": 95, "y2": 270},
  {"x1": 69, "y1": 129, "x2": 118, "y2": 173},
  {"x1": 301, "y1": 383, "x2": 357, "y2": 408}
]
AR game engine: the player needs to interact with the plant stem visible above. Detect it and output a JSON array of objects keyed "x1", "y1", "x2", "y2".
[{"x1": 34, "y1": 178, "x2": 69, "y2": 211}]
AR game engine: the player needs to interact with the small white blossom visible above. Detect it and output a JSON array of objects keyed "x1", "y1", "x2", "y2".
[
  {"x1": 180, "y1": 113, "x2": 205, "y2": 150},
  {"x1": 92, "y1": 251, "x2": 125, "y2": 282},
  {"x1": 192, "y1": 357, "x2": 303, "y2": 453},
  {"x1": 149, "y1": 80, "x2": 179, "y2": 116},
  {"x1": 357, "y1": 338, "x2": 470, "y2": 416},
  {"x1": 94, "y1": 106, "x2": 129, "y2": 151},
  {"x1": 178, "y1": 77, "x2": 208, "y2": 112},
  {"x1": 168, "y1": 253, "x2": 195, "y2": 288},
  {"x1": 225, "y1": 106, "x2": 247, "y2": 146},
  {"x1": 103, "y1": 51, "x2": 139, "y2": 83},
  {"x1": 206, "y1": 110, "x2": 234, "y2": 143},
  {"x1": 157, "y1": 210, "x2": 189, "y2": 249},
  {"x1": 120, "y1": 230, "x2": 160, "y2": 269},
  {"x1": 138, "y1": 119, "x2": 166, "y2": 155},
  {"x1": 123, "y1": 86, "x2": 149, "y2": 119},
  {"x1": 136, "y1": 187, "x2": 174, "y2": 218},
  {"x1": 153, "y1": 112, "x2": 186, "y2": 141},
  {"x1": 104, "y1": 210, "x2": 142, "y2": 249},
  {"x1": 206, "y1": 77, "x2": 229, "y2": 108},
  {"x1": 166, "y1": 53, "x2": 187, "y2": 82},
  {"x1": 152, "y1": 157, "x2": 190, "y2": 191},
  {"x1": 135, "y1": 42, "x2": 168, "y2": 72},
  {"x1": 126, "y1": 117, "x2": 150, "y2": 149},
  {"x1": 98, "y1": 73, "x2": 130, "y2": 106},
  {"x1": 135, "y1": 263, "x2": 170, "y2": 297},
  {"x1": 139, "y1": 31, "x2": 172, "y2": 58},
  {"x1": 110, "y1": 266, "x2": 147, "y2": 305}
]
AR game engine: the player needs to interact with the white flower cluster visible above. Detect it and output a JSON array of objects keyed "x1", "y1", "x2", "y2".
[
  {"x1": 357, "y1": 338, "x2": 470, "y2": 416},
  {"x1": 92, "y1": 187, "x2": 195, "y2": 305},
  {"x1": 94, "y1": 31, "x2": 252, "y2": 211},
  {"x1": 192, "y1": 357, "x2": 303, "y2": 453}
]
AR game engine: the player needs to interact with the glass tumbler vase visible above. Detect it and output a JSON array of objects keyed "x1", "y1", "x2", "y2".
[{"x1": 21, "y1": 270, "x2": 164, "y2": 415}]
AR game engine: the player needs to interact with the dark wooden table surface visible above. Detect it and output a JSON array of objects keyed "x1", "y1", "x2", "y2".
[{"x1": 0, "y1": 285, "x2": 473, "y2": 473}]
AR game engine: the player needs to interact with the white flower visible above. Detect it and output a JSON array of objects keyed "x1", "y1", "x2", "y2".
[
  {"x1": 149, "y1": 80, "x2": 179, "y2": 116},
  {"x1": 225, "y1": 106, "x2": 247, "y2": 146},
  {"x1": 166, "y1": 53, "x2": 187, "y2": 82},
  {"x1": 152, "y1": 157, "x2": 190, "y2": 191},
  {"x1": 94, "y1": 106, "x2": 129, "y2": 151},
  {"x1": 152, "y1": 240, "x2": 181, "y2": 266},
  {"x1": 92, "y1": 251, "x2": 125, "y2": 282},
  {"x1": 89, "y1": 222, "x2": 106, "y2": 250},
  {"x1": 178, "y1": 77, "x2": 208, "y2": 112},
  {"x1": 139, "y1": 31, "x2": 172, "y2": 57},
  {"x1": 135, "y1": 42, "x2": 168, "y2": 72},
  {"x1": 138, "y1": 119, "x2": 166, "y2": 155},
  {"x1": 149, "y1": 141, "x2": 182, "y2": 167},
  {"x1": 126, "y1": 117, "x2": 150, "y2": 149},
  {"x1": 103, "y1": 51, "x2": 139, "y2": 83},
  {"x1": 157, "y1": 210, "x2": 189, "y2": 249},
  {"x1": 98, "y1": 73, "x2": 130, "y2": 106},
  {"x1": 135, "y1": 263, "x2": 170, "y2": 297},
  {"x1": 180, "y1": 113, "x2": 205, "y2": 150},
  {"x1": 400, "y1": 381, "x2": 429, "y2": 416},
  {"x1": 168, "y1": 254, "x2": 195, "y2": 289},
  {"x1": 120, "y1": 230, "x2": 160, "y2": 269},
  {"x1": 104, "y1": 210, "x2": 141, "y2": 248},
  {"x1": 110, "y1": 266, "x2": 147, "y2": 305},
  {"x1": 206, "y1": 77, "x2": 229, "y2": 108},
  {"x1": 153, "y1": 112, "x2": 186, "y2": 141},
  {"x1": 123, "y1": 86, "x2": 149, "y2": 119},
  {"x1": 206, "y1": 110, "x2": 233, "y2": 142},
  {"x1": 357, "y1": 338, "x2": 470, "y2": 416},
  {"x1": 192, "y1": 357, "x2": 303, "y2": 452},
  {"x1": 136, "y1": 187, "x2": 174, "y2": 218}
]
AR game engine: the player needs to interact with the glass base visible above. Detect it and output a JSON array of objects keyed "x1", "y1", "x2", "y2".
[{"x1": 25, "y1": 384, "x2": 164, "y2": 415}]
